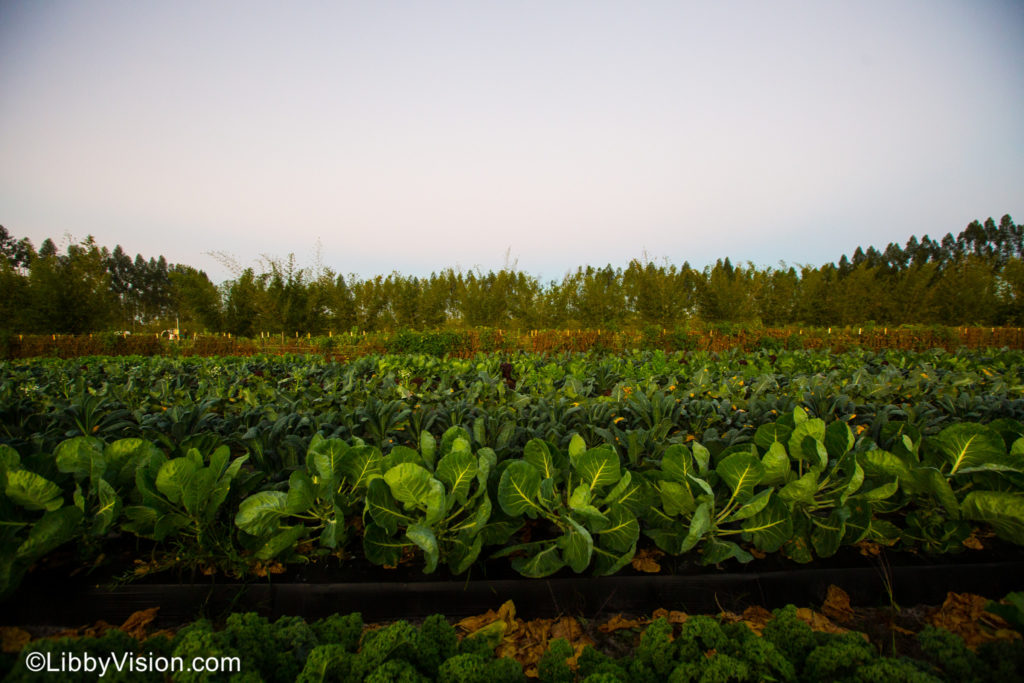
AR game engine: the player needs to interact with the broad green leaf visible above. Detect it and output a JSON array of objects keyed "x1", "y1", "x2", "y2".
[
  {"x1": 568, "y1": 434, "x2": 587, "y2": 461},
  {"x1": 680, "y1": 502, "x2": 712, "y2": 553},
  {"x1": 473, "y1": 417, "x2": 486, "y2": 448},
  {"x1": 234, "y1": 491, "x2": 289, "y2": 536},
  {"x1": 510, "y1": 542, "x2": 565, "y2": 578},
  {"x1": 476, "y1": 447, "x2": 497, "y2": 490},
  {"x1": 153, "y1": 512, "x2": 190, "y2": 540},
  {"x1": 780, "y1": 514, "x2": 813, "y2": 563},
  {"x1": 134, "y1": 451, "x2": 167, "y2": 508},
  {"x1": 597, "y1": 504, "x2": 639, "y2": 553},
  {"x1": 687, "y1": 474, "x2": 714, "y2": 498},
  {"x1": 0, "y1": 444, "x2": 21, "y2": 470},
  {"x1": 285, "y1": 470, "x2": 316, "y2": 514},
  {"x1": 600, "y1": 469, "x2": 633, "y2": 506},
  {"x1": 208, "y1": 446, "x2": 230, "y2": 479},
  {"x1": 754, "y1": 423, "x2": 793, "y2": 453},
  {"x1": 660, "y1": 480, "x2": 695, "y2": 517},
  {"x1": 825, "y1": 420, "x2": 855, "y2": 459},
  {"x1": 452, "y1": 496, "x2": 492, "y2": 537},
  {"x1": 310, "y1": 438, "x2": 349, "y2": 486},
  {"x1": 716, "y1": 450, "x2": 764, "y2": 505},
  {"x1": 645, "y1": 527, "x2": 687, "y2": 554},
  {"x1": 859, "y1": 450, "x2": 915, "y2": 488},
  {"x1": 742, "y1": 498, "x2": 794, "y2": 552},
  {"x1": 406, "y1": 523, "x2": 440, "y2": 573},
  {"x1": 5, "y1": 470, "x2": 63, "y2": 512},
  {"x1": 365, "y1": 478, "x2": 412, "y2": 534},
  {"x1": 383, "y1": 463, "x2": 434, "y2": 507},
  {"x1": 181, "y1": 467, "x2": 217, "y2": 518},
  {"x1": 524, "y1": 439, "x2": 556, "y2": 480},
  {"x1": 935, "y1": 424, "x2": 1015, "y2": 475},
  {"x1": 607, "y1": 472, "x2": 650, "y2": 516},
  {"x1": 424, "y1": 478, "x2": 447, "y2": 526},
  {"x1": 119, "y1": 505, "x2": 158, "y2": 536},
  {"x1": 436, "y1": 450, "x2": 478, "y2": 505},
  {"x1": 558, "y1": 517, "x2": 593, "y2": 573},
  {"x1": 449, "y1": 531, "x2": 483, "y2": 574},
  {"x1": 16, "y1": 507, "x2": 83, "y2": 561},
  {"x1": 255, "y1": 525, "x2": 307, "y2": 560},
  {"x1": 363, "y1": 523, "x2": 408, "y2": 566},
  {"x1": 661, "y1": 444, "x2": 695, "y2": 483},
  {"x1": 592, "y1": 544, "x2": 636, "y2": 577},
  {"x1": 914, "y1": 467, "x2": 960, "y2": 516},
  {"x1": 724, "y1": 488, "x2": 772, "y2": 523},
  {"x1": 701, "y1": 539, "x2": 753, "y2": 565},
  {"x1": 382, "y1": 445, "x2": 423, "y2": 474},
  {"x1": 691, "y1": 442, "x2": 711, "y2": 473},
  {"x1": 810, "y1": 510, "x2": 846, "y2": 557},
  {"x1": 539, "y1": 478, "x2": 558, "y2": 509},
  {"x1": 574, "y1": 446, "x2": 621, "y2": 491},
  {"x1": 339, "y1": 445, "x2": 383, "y2": 489},
  {"x1": 856, "y1": 478, "x2": 899, "y2": 502},
  {"x1": 420, "y1": 430, "x2": 437, "y2": 469},
  {"x1": 837, "y1": 457, "x2": 865, "y2": 504},
  {"x1": 570, "y1": 504, "x2": 610, "y2": 531},
  {"x1": 962, "y1": 491, "x2": 1024, "y2": 545},
  {"x1": 320, "y1": 520, "x2": 342, "y2": 549},
  {"x1": 988, "y1": 419, "x2": 1024, "y2": 451},
  {"x1": 155, "y1": 458, "x2": 199, "y2": 505},
  {"x1": 209, "y1": 454, "x2": 248, "y2": 518},
  {"x1": 792, "y1": 406, "x2": 809, "y2": 424},
  {"x1": 441, "y1": 426, "x2": 472, "y2": 457},
  {"x1": 761, "y1": 442, "x2": 790, "y2": 486},
  {"x1": 55, "y1": 437, "x2": 105, "y2": 481},
  {"x1": 568, "y1": 484, "x2": 592, "y2": 510},
  {"x1": 787, "y1": 418, "x2": 825, "y2": 464},
  {"x1": 778, "y1": 471, "x2": 818, "y2": 505},
  {"x1": 498, "y1": 461, "x2": 543, "y2": 518}
]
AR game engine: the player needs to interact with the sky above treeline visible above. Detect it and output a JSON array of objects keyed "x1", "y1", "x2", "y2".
[{"x1": 1, "y1": 1, "x2": 1021, "y2": 285}]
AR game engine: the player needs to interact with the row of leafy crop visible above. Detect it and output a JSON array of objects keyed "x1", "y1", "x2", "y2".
[
  {"x1": 4, "y1": 605, "x2": 1023, "y2": 682},
  {"x1": 3, "y1": 348, "x2": 1023, "y2": 470},
  {"x1": 5, "y1": 408, "x2": 1024, "y2": 598}
]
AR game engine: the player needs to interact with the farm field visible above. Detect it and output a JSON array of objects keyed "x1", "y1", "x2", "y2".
[{"x1": 3, "y1": 346, "x2": 1024, "y2": 680}]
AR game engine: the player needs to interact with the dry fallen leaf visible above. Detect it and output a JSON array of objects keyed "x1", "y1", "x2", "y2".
[
  {"x1": 119, "y1": 608, "x2": 160, "y2": 641},
  {"x1": 856, "y1": 541, "x2": 882, "y2": 557},
  {"x1": 962, "y1": 532, "x2": 984, "y2": 551},
  {"x1": 651, "y1": 608, "x2": 688, "y2": 625},
  {"x1": 822, "y1": 585, "x2": 855, "y2": 623},
  {"x1": 738, "y1": 605, "x2": 774, "y2": 636},
  {"x1": 630, "y1": 548, "x2": 663, "y2": 573},
  {"x1": 929, "y1": 592, "x2": 1020, "y2": 650},
  {"x1": 598, "y1": 614, "x2": 648, "y2": 633},
  {"x1": 0, "y1": 627, "x2": 31, "y2": 654},
  {"x1": 796, "y1": 608, "x2": 848, "y2": 635}
]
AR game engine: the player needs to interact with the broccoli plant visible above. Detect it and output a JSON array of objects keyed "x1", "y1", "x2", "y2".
[{"x1": 493, "y1": 435, "x2": 645, "y2": 577}]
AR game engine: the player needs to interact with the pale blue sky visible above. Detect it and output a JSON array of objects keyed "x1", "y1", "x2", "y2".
[{"x1": 1, "y1": 1, "x2": 1021, "y2": 284}]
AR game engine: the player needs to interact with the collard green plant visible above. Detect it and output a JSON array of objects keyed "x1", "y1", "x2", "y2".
[
  {"x1": 493, "y1": 435, "x2": 644, "y2": 577},
  {"x1": 121, "y1": 444, "x2": 250, "y2": 568},
  {"x1": 235, "y1": 435, "x2": 382, "y2": 560},
  {"x1": 0, "y1": 444, "x2": 82, "y2": 599},
  {"x1": 362, "y1": 427, "x2": 495, "y2": 574}
]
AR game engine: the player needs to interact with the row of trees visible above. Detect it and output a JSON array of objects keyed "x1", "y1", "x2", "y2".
[{"x1": 2, "y1": 216, "x2": 1023, "y2": 335}]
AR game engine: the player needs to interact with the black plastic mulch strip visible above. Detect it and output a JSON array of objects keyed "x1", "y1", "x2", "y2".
[{"x1": 4, "y1": 560, "x2": 1024, "y2": 628}]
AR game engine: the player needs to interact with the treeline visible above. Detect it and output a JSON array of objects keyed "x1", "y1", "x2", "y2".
[{"x1": 2, "y1": 215, "x2": 1023, "y2": 335}]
